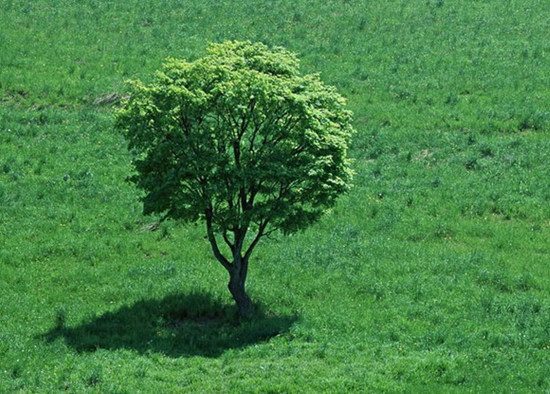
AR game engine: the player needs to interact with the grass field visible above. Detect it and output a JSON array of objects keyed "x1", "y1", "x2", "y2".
[{"x1": 1, "y1": 0, "x2": 549, "y2": 392}]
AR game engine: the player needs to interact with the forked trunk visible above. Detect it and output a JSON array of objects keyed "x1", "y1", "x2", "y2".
[
  {"x1": 205, "y1": 216, "x2": 258, "y2": 318},
  {"x1": 228, "y1": 266, "x2": 254, "y2": 318}
]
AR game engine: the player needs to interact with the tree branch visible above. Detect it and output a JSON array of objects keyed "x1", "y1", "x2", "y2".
[
  {"x1": 205, "y1": 207, "x2": 231, "y2": 271},
  {"x1": 222, "y1": 230, "x2": 234, "y2": 252},
  {"x1": 243, "y1": 219, "x2": 269, "y2": 263}
]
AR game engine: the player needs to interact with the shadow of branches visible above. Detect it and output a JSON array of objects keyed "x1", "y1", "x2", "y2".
[{"x1": 41, "y1": 292, "x2": 297, "y2": 358}]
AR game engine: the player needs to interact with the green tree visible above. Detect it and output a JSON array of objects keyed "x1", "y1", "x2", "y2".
[{"x1": 116, "y1": 41, "x2": 354, "y2": 317}]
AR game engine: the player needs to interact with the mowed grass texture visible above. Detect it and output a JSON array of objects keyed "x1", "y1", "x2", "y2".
[{"x1": 1, "y1": 0, "x2": 549, "y2": 392}]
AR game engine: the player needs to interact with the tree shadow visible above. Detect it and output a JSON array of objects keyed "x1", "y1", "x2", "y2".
[{"x1": 41, "y1": 292, "x2": 297, "y2": 358}]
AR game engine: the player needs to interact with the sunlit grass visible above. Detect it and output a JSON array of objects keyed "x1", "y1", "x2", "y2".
[{"x1": 1, "y1": 0, "x2": 549, "y2": 391}]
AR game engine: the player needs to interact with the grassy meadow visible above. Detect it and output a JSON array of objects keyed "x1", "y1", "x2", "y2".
[{"x1": 1, "y1": 0, "x2": 549, "y2": 391}]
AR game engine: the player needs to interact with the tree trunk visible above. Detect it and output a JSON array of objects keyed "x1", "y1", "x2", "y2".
[{"x1": 228, "y1": 267, "x2": 254, "y2": 318}]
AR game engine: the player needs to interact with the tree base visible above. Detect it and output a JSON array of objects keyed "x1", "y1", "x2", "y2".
[{"x1": 228, "y1": 279, "x2": 255, "y2": 319}]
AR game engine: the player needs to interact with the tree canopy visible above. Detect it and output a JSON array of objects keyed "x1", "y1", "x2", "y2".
[{"x1": 116, "y1": 41, "x2": 355, "y2": 316}]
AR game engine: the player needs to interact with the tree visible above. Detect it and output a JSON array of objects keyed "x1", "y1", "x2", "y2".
[{"x1": 116, "y1": 41, "x2": 354, "y2": 318}]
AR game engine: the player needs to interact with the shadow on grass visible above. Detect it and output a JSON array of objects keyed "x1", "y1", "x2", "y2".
[{"x1": 41, "y1": 292, "x2": 297, "y2": 358}]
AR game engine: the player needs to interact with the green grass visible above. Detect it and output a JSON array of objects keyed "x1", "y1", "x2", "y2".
[{"x1": 1, "y1": 0, "x2": 549, "y2": 392}]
